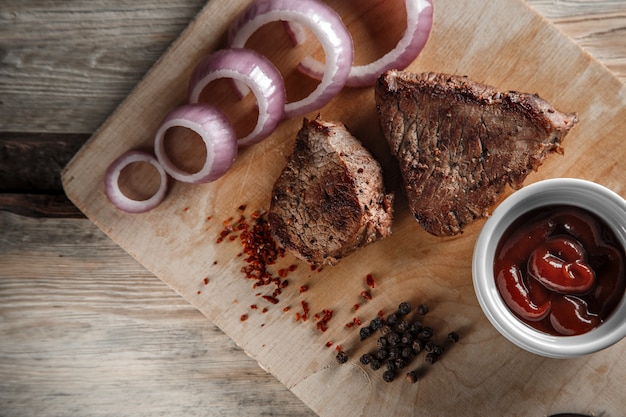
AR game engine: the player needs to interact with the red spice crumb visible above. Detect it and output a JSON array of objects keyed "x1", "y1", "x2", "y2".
[
  {"x1": 299, "y1": 286, "x2": 309, "y2": 293},
  {"x1": 366, "y1": 273, "x2": 375, "y2": 289},
  {"x1": 223, "y1": 217, "x2": 234, "y2": 226},
  {"x1": 283, "y1": 306, "x2": 291, "y2": 312},
  {"x1": 206, "y1": 215, "x2": 212, "y2": 221},
  {"x1": 197, "y1": 290, "x2": 202, "y2": 295},
  {"x1": 353, "y1": 317, "x2": 362, "y2": 326},
  {"x1": 378, "y1": 310, "x2": 385, "y2": 318},
  {"x1": 360, "y1": 290, "x2": 373, "y2": 300},
  {"x1": 184, "y1": 207, "x2": 190, "y2": 212},
  {"x1": 301, "y1": 301, "x2": 310, "y2": 321},
  {"x1": 281, "y1": 280, "x2": 289, "y2": 289},
  {"x1": 260, "y1": 323, "x2": 265, "y2": 327},
  {"x1": 295, "y1": 312, "x2": 301, "y2": 321},
  {"x1": 288, "y1": 264, "x2": 298, "y2": 272},
  {"x1": 250, "y1": 304, "x2": 258, "y2": 310},
  {"x1": 238, "y1": 204, "x2": 247, "y2": 213},
  {"x1": 314, "y1": 313, "x2": 321, "y2": 321},
  {"x1": 240, "y1": 314, "x2": 249, "y2": 322},
  {"x1": 326, "y1": 341, "x2": 333, "y2": 348},
  {"x1": 262, "y1": 308, "x2": 268, "y2": 313},
  {"x1": 345, "y1": 322, "x2": 355, "y2": 328},
  {"x1": 336, "y1": 345, "x2": 342, "y2": 352},
  {"x1": 278, "y1": 268, "x2": 288, "y2": 278},
  {"x1": 262, "y1": 295, "x2": 280, "y2": 304},
  {"x1": 315, "y1": 309, "x2": 334, "y2": 333},
  {"x1": 203, "y1": 278, "x2": 209, "y2": 285},
  {"x1": 353, "y1": 303, "x2": 360, "y2": 311},
  {"x1": 213, "y1": 261, "x2": 218, "y2": 265}
]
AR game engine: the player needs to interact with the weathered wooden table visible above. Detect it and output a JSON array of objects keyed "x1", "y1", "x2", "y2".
[{"x1": 1, "y1": 1, "x2": 625, "y2": 416}]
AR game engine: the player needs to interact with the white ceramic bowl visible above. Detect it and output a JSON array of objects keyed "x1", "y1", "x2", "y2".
[{"x1": 473, "y1": 178, "x2": 626, "y2": 358}]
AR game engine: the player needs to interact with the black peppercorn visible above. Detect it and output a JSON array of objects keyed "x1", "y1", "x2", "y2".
[
  {"x1": 370, "y1": 359, "x2": 381, "y2": 371},
  {"x1": 409, "y1": 321, "x2": 423, "y2": 335},
  {"x1": 424, "y1": 340, "x2": 435, "y2": 353},
  {"x1": 382, "y1": 370, "x2": 395, "y2": 382},
  {"x1": 370, "y1": 317, "x2": 384, "y2": 331},
  {"x1": 447, "y1": 331, "x2": 460, "y2": 343},
  {"x1": 397, "y1": 320, "x2": 410, "y2": 332},
  {"x1": 388, "y1": 347, "x2": 401, "y2": 360},
  {"x1": 398, "y1": 302, "x2": 411, "y2": 316},
  {"x1": 418, "y1": 326, "x2": 433, "y2": 340},
  {"x1": 386, "y1": 313, "x2": 399, "y2": 326},
  {"x1": 433, "y1": 344, "x2": 445, "y2": 356},
  {"x1": 417, "y1": 304, "x2": 429, "y2": 315},
  {"x1": 360, "y1": 353, "x2": 373, "y2": 365},
  {"x1": 387, "y1": 332, "x2": 401, "y2": 346},
  {"x1": 377, "y1": 337, "x2": 388, "y2": 350},
  {"x1": 406, "y1": 370, "x2": 418, "y2": 384},
  {"x1": 401, "y1": 332, "x2": 414, "y2": 345},
  {"x1": 376, "y1": 349, "x2": 389, "y2": 360},
  {"x1": 359, "y1": 326, "x2": 372, "y2": 341},
  {"x1": 336, "y1": 351, "x2": 348, "y2": 364},
  {"x1": 386, "y1": 360, "x2": 396, "y2": 372},
  {"x1": 395, "y1": 358, "x2": 407, "y2": 369},
  {"x1": 401, "y1": 347, "x2": 415, "y2": 360},
  {"x1": 425, "y1": 353, "x2": 438, "y2": 364},
  {"x1": 412, "y1": 339, "x2": 425, "y2": 354},
  {"x1": 379, "y1": 325, "x2": 393, "y2": 336}
]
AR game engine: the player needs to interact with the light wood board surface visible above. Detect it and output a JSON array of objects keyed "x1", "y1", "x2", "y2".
[{"x1": 4, "y1": 0, "x2": 622, "y2": 415}]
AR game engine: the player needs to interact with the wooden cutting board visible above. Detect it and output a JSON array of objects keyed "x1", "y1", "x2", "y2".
[{"x1": 62, "y1": 0, "x2": 626, "y2": 415}]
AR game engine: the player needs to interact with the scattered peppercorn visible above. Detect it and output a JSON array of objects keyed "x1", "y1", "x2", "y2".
[
  {"x1": 412, "y1": 339, "x2": 425, "y2": 354},
  {"x1": 424, "y1": 340, "x2": 435, "y2": 352},
  {"x1": 401, "y1": 332, "x2": 414, "y2": 345},
  {"x1": 359, "y1": 326, "x2": 372, "y2": 341},
  {"x1": 395, "y1": 358, "x2": 407, "y2": 369},
  {"x1": 360, "y1": 353, "x2": 373, "y2": 365},
  {"x1": 447, "y1": 331, "x2": 460, "y2": 343},
  {"x1": 418, "y1": 327, "x2": 433, "y2": 340},
  {"x1": 425, "y1": 353, "x2": 438, "y2": 364},
  {"x1": 409, "y1": 321, "x2": 423, "y2": 335},
  {"x1": 377, "y1": 337, "x2": 388, "y2": 350},
  {"x1": 387, "y1": 332, "x2": 401, "y2": 346},
  {"x1": 433, "y1": 344, "x2": 445, "y2": 356},
  {"x1": 398, "y1": 302, "x2": 411, "y2": 315},
  {"x1": 397, "y1": 320, "x2": 410, "y2": 332},
  {"x1": 406, "y1": 370, "x2": 418, "y2": 384},
  {"x1": 336, "y1": 351, "x2": 348, "y2": 364},
  {"x1": 388, "y1": 347, "x2": 401, "y2": 360},
  {"x1": 417, "y1": 304, "x2": 429, "y2": 315},
  {"x1": 382, "y1": 370, "x2": 395, "y2": 383},
  {"x1": 386, "y1": 313, "x2": 399, "y2": 326},
  {"x1": 370, "y1": 359, "x2": 381, "y2": 371},
  {"x1": 386, "y1": 360, "x2": 396, "y2": 372},
  {"x1": 370, "y1": 317, "x2": 383, "y2": 331},
  {"x1": 401, "y1": 347, "x2": 416, "y2": 360},
  {"x1": 379, "y1": 325, "x2": 393, "y2": 336},
  {"x1": 376, "y1": 349, "x2": 389, "y2": 360}
]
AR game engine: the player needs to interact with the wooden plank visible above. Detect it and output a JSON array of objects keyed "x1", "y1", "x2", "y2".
[
  {"x1": 0, "y1": 210, "x2": 316, "y2": 417},
  {"x1": 60, "y1": 0, "x2": 626, "y2": 416}
]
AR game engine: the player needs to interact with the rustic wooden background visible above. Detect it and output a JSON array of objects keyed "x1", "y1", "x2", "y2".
[{"x1": 1, "y1": 1, "x2": 625, "y2": 416}]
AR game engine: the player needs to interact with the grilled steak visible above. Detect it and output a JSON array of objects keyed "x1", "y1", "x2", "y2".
[
  {"x1": 375, "y1": 70, "x2": 578, "y2": 236},
  {"x1": 269, "y1": 117, "x2": 394, "y2": 266}
]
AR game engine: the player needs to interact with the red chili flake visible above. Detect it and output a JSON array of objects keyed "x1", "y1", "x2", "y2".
[
  {"x1": 295, "y1": 312, "x2": 301, "y2": 322},
  {"x1": 353, "y1": 317, "x2": 362, "y2": 326},
  {"x1": 288, "y1": 264, "x2": 298, "y2": 272},
  {"x1": 250, "y1": 304, "x2": 258, "y2": 310},
  {"x1": 197, "y1": 290, "x2": 202, "y2": 295},
  {"x1": 378, "y1": 310, "x2": 385, "y2": 318},
  {"x1": 353, "y1": 303, "x2": 360, "y2": 311},
  {"x1": 366, "y1": 273, "x2": 375, "y2": 289},
  {"x1": 299, "y1": 286, "x2": 309, "y2": 293},
  {"x1": 206, "y1": 215, "x2": 212, "y2": 221},
  {"x1": 278, "y1": 268, "x2": 288, "y2": 278},
  {"x1": 223, "y1": 217, "x2": 234, "y2": 226},
  {"x1": 283, "y1": 306, "x2": 291, "y2": 312},
  {"x1": 314, "y1": 313, "x2": 321, "y2": 321},
  {"x1": 281, "y1": 280, "x2": 289, "y2": 289},
  {"x1": 203, "y1": 278, "x2": 209, "y2": 285},
  {"x1": 183, "y1": 207, "x2": 190, "y2": 212},
  {"x1": 301, "y1": 301, "x2": 310, "y2": 321},
  {"x1": 238, "y1": 204, "x2": 247, "y2": 213},
  {"x1": 345, "y1": 322, "x2": 355, "y2": 328},
  {"x1": 326, "y1": 341, "x2": 333, "y2": 348},
  {"x1": 262, "y1": 295, "x2": 280, "y2": 304},
  {"x1": 336, "y1": 345, "x2": 342, "y2": 352},
  {"x1": 360, "y1": 290, "x2": 372, "y2": 300},
  {"x1": 262, "y1": 308, "x2": 268, "y2": 313},
  {"x1": 240, "y1": 314, "x2": 249, "y2": 322},
  {"x1": 315, "y1": 309, "x2": 334, "y2": 333}
]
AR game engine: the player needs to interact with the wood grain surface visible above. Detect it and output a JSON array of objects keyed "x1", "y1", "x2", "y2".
[{"x1": 1, "y1": 1, "x2": 626, "y2": 416}]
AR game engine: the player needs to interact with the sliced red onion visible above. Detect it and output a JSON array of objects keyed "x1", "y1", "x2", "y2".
[
  {"x1": 154, "y1": 104, "x2": 238, "y2": 184},
  {"x1": 188, "y1": 48, "x2": 286, "y2": 147},
  {"x1": 228, "y1": 0, "x2": 354, "y2": 118},
  {"x1": 104, "y1": 150, "x2": 168, "y2": 213},
  {"x1": 292, "y1": 0, "x2": 434, "y2": 88}
]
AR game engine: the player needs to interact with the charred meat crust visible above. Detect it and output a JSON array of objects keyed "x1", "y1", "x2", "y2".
[
  {"x1": 375, "y1": 70, "x2": 578, "y2": 237},
  {"x1": 269, "y1": 117, "x2": 394, "y2": 266}
]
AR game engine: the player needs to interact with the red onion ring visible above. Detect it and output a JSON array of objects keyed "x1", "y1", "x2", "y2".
[
  {"x1": 188, "y1": 48, "x2": 286, "y2": 147},
  {"x1": 228, "y1": 0, "x2": 354, "y2": 118},
  {"x1": 154, "y1": 104, "x2": 238, "y2": 184},
  {"x1": 292, "y1": 0, "x2": 433, "y2": 88},
  {"x1": 104, "y1": 150, "x2": 169, "y2": 213}
]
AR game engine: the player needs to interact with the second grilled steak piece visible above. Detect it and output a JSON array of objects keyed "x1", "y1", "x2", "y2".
[
  {"x1": 269, "y1": 117, "x2": 394, "y2": 266},
  {"x1": 375, "y1": 70, "x2": 578, "y2": 237}
]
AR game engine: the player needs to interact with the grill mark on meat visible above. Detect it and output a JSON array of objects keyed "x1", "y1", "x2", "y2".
[
  {"x1": 375, "y1": 71, "x2": 578, "y2": 236},
  {"x1": 269, "y1": 117, "x2": 394, "y2": 266}
]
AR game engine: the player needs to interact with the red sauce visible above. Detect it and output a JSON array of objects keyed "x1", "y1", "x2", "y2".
[{"x1": 494, "y1": 205, "x2": 625, "y2": 336}]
